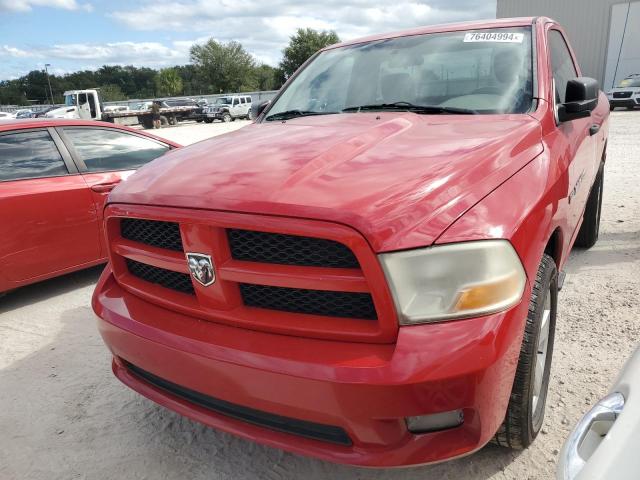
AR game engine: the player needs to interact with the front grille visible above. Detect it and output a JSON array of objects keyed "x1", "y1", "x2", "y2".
[
  {"x1": 126, "y1": 259, "x2": 194, "y2": 295},
  {"x1": 121, "y1": 218, "x2": 183, "y2": 252},
  {"x1": 613, "y1": 91, "x2": 632, "y2": 98},
  {"x1": 228, "y1": 229, "x2": 360, "y2": 269},
  {"x1": 240, "y1": 283, "x2": 377, "y2": 320},
  {"x1": 124, "y1": 361, "x2": 352, "y2": 446}
]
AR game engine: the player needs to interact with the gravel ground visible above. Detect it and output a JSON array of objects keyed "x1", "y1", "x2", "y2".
[{"x1": 1, "y1": 113, "x2": 638, "y2": 480}]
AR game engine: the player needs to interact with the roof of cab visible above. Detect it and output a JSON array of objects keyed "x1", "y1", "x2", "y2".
[{"x1": 324, "y1": 16, "x2": 546, "y2": 50}]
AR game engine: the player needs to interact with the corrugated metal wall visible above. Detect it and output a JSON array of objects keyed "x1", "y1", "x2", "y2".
[{"x1": 496, "y1": 0, "x2": 619, "y2": 85}]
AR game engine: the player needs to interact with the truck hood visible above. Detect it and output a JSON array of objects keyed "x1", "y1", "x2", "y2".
[{"x1": 110, "y1": 113, "x2": 542, "y2": 252}]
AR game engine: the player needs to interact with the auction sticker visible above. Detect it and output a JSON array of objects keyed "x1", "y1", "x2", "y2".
[{"x1": 464, "y1": 32, "x2": 524, "y2": 43}]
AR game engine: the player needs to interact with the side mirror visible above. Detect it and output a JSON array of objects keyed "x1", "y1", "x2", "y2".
[
  {"x1": 557, "y1": 77, "x2": 599, "y2": 122},
  {"x1": 253, "y1": 100, "x2": 270, "y2": 119}
]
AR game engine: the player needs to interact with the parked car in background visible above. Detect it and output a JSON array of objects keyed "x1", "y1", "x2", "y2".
[
  {"x1": 558, "y1": 346, "x2": 640, "y2": 480},
  {"x1": 607, "y1": 74, "x2": 640, "y2": 110},
  {"x1": 104, "y1": 105, "x2": 130, "y2": 113},
  {"x1": 0, "y1": 112, "x2": 15, "y2": 121},
  {"x1": 0, "y1": 119, "x2": 180, "y2": 295},
  {"x1": 14, "y1": 109, "x2": 35, "y2": 119},
  {"x1": 133, "y1": 101, "x2": 152, "y2": 111},
  {"x1": 203, "y1": 95, "x2": 252, "y2": 122},
  {"x1": 93, "y1": 17, "x2": 609, "y2": 467},
  {"x1": 34, "y1": 105, "x2": 61, "y2": 118},
  {"x1": 161, "y1": 98, "x2": 204, "y2": 122},
  {"x1": 195, "y1": 99, "x2": 209, "y2": 122}
]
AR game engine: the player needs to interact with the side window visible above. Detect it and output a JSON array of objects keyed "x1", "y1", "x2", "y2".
[
  {"x1": 548, "y1": 30, "x2": 578, "y2": 103},
  {"x1": 0, "y1": 130, "x2": 68, "y2": 181},
  {"x1": 63, "y1": 128, "x2": 169, "y2": 172},
  {"x1": 239, "y1": 97, "x2": 245, "y2": 104},
  {"x1": 246, "y1": 96, "x2": 252, "y2": 104}
]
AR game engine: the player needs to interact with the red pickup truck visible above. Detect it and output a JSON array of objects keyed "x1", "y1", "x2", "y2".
[{"x1": 93, "y1": 17, "x2": 609, "y2": 466}]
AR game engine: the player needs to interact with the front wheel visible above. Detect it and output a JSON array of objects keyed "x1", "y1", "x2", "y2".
[
  {"x1": 494, "y1": 253, "x2": 557, "y2": 449},
  {"x1": 222, "y1": 113, "x2": 232, "y2": 123}
]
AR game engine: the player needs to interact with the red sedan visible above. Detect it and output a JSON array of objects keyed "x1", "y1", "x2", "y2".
[{"x1": 0, "y1": 119, "x2": 179, "y2": 294}]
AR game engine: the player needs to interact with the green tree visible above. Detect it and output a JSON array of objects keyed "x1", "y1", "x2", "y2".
[
  {"x1": 279, "y1": 28, "x2": 340, "y2": 79},
  {"x1": 155, "y1": 68, "x2": 183, "y2": 97},
  {"x1": 254, "y1": 64, "x2": 280, "y2": 91},
  {"x1": 190, "y1": 39, "x2": 258, "y2": 93},
  {"x1": 99, "y1": 84, "x2": 127, "y2": 102}
]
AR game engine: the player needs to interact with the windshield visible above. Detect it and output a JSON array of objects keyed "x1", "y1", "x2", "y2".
[
  {"x1": 215, "y1": 97, "x2": 232, "y2": 105},
  {"x1": 267, "y1": 27, "x2": 533, "y2": 118},
  {"x1": 617, "y1": 78, "x2": 640, "y2": 88}
]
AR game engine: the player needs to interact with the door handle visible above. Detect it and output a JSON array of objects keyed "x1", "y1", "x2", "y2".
[
  {"x1": 589, "y1": 124, "x2": 600, "y2": 136},
  {"x1": 91, "y1": 182, "x2": 120, "y2": 193}
]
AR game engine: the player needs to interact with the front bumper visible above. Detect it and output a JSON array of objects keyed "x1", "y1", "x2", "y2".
[
  {"x1": 608, "y1": 97, "x2": 639, "y2": 108},
  {"x1": 93, "y1": 266, "x2": 531, "y2": 467}
]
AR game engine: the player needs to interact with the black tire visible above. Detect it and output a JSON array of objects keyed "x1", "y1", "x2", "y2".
[
  {"x1": 610, "y1": 106, "x2": 615, "y2": 111},
  {"x1": 159, "y1": 115, "x2": 169, "y2": 126},
  {"x1": 204, "y1": 118, "x2": 213, "y2": 124},
  {"x1": 494, "y1": 253, "x2": 557, "y2": 449},
  {"x1": 222, "y1": 112, "x2": 232, "y2": 123},
  {"x1": 575, "y1": 164, "x2": 604, "y2": 249}
]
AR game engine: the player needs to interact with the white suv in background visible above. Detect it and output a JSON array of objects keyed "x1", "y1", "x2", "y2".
[
  {"x1": 607, "y1": 74, "x2": 640, "y2": 110},
  {"x1": 204, "y1": 95, "x2": 252, "y2": 122}
]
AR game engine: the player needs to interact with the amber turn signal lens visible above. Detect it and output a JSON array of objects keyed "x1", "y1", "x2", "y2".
[{"x1": 454, "y1": 274, "x2": 523, "y2": 312}]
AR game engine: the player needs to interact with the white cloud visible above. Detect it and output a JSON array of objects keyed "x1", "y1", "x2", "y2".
[
  {"x1": 111, "y1": 0, "x2": 496, "y2": 64},
  {"x1": 0, "y1": 45, "x2": 36, "y2": 58},
  {"x1": 0, "y1": 40, "x2": 195, "y2": 77},
  {"x1": 1, "y1": 0, "x2": 497, "y2": 79},
  {"x1": 0, "y1": 0, "x2": 92, "y2": 12}
]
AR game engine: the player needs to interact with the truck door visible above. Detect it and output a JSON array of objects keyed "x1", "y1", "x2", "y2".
[
  {"x1": 548, "y1": 28, "x2": 597, "y2": 239},
  {"x1": 77, "y1": 92, "x2": 92, "y2": 120},
  {"x1": 88, "y1": 91, "x2": 98, "y2": 119},
  {"x1": 232, "y1": 97, "x2": 241, "y2": 117}
]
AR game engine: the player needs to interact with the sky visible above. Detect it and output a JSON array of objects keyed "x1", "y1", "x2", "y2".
[{"x1": 0, "y1": 0, "x2": 497, "y2": 81}]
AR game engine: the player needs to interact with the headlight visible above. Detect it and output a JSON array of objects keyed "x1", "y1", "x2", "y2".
[{"x1": 379, "y1": 240, "x2": 526, "y2": 325}]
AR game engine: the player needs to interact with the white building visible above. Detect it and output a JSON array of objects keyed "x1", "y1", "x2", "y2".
[{"x1": 497, "y1": 0, "x2": 640, "y2": 90}]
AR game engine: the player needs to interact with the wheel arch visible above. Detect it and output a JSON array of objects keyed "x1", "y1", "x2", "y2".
[{"x1": 543, "y1": 227, "x2": 563, "y2": 267}]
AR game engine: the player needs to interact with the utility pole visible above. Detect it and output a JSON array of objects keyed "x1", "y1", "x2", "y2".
[{"x1": 44, "y1": 63, "x2": 54, "y2": 105}]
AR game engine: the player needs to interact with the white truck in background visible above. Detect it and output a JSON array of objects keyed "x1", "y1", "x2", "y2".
[{"x1": 45, "y1": 89, "x2": 200, "y2": 128}]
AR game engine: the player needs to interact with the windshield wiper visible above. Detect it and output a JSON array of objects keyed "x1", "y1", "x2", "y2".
[
  {"x1": 342, "y1": 102, "x2": 477, "y2": 115},
  {"x1": 265, "y1": 109, "x2": 339, "y2": 121}
]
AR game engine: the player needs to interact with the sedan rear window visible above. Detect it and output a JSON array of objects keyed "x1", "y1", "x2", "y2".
[
  {"x1": 63, "y1": 128, "x2": 169, "y2": 172},
  {"x1": 0, "y1": 130, "x2": 68, "y2": 181}
]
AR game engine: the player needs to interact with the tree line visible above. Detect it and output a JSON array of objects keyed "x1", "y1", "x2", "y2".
[{"x1": 0, "y1": 28, "x2": 340, "y2": 106}]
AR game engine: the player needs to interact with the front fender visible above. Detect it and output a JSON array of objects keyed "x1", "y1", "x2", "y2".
[{"x1": 435, "y1": 150, "x2": 566, "y2": 281}]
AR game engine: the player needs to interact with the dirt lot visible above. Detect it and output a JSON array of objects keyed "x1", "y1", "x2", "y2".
[{"x1": 1, "y1": 113, "x2": 638, "y2": 480}]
